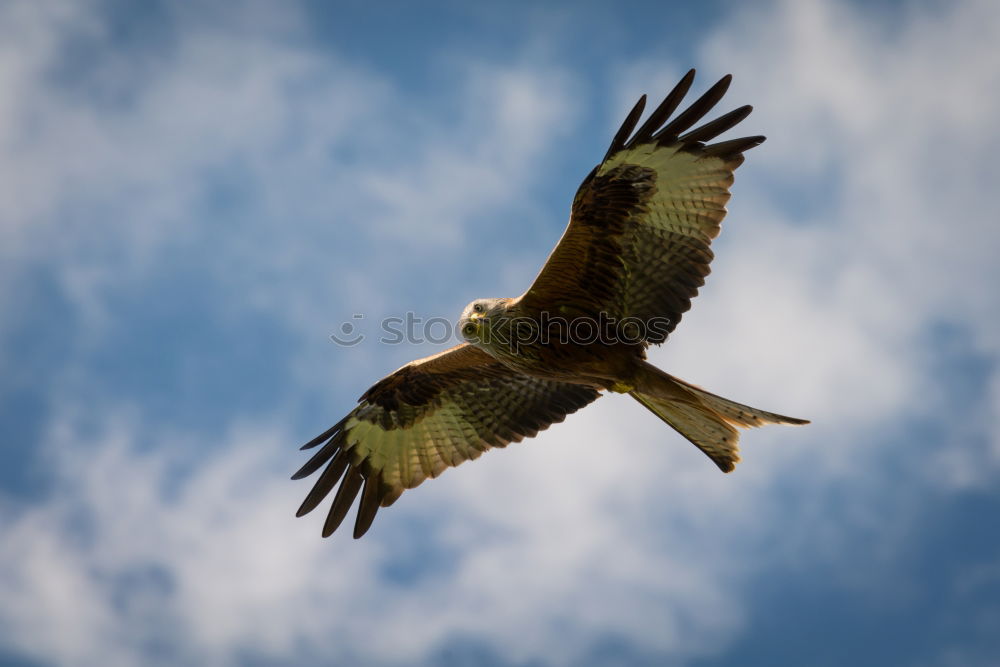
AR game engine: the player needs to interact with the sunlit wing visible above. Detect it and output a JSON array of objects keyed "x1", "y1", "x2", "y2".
[
  {"x1": 517, "y1": 69, "x2": 764, "y2": 344},
  {"x1": 292, "y1": 343, "x2": 601, "y2": 538}
]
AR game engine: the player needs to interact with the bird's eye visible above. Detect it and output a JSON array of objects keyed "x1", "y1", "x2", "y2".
[
  {"x1": 473, "y1": 303, "x2": 484, "y2": 313},
  {"x1": 462, "y1": 322, "x2": 477, "y2": 337}
]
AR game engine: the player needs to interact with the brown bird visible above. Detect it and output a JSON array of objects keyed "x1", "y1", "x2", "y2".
[{"x1": 293, "y1": 69, "x2": 809, "y2": 539}]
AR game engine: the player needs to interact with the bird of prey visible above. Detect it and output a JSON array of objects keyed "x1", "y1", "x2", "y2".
[{"x1": 293, "y1": 69, "x2": 809, "y2": 539}]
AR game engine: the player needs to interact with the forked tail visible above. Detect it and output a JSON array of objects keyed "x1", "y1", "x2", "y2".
[{"x1": 630, "y1": 361, "x2": 809, "y2": 472}]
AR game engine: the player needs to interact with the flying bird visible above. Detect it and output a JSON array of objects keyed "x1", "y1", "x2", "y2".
[{"x1": 293, "y1": 69, "x2": 809, "y2": 539}]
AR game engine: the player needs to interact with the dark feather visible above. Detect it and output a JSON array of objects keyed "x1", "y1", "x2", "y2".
[
  {"x1": 654, "y1": 74, "x2": 732, "y2": 143},
  {"x1": 299, "y1": 419, "x2": 344, "y2": 450},
  {"x1": 291, "y1": 435, "x2": 342, "y2": 480},
  {"x1": 679, "y1": 105, "x2": 753, "y2": 144},
  {"x1": 322, "y1": 468, "x2": 363, "y2": 538},
  {"x1": 296, "y1": 449, "x2": 350, "y2": 517},
  {"x1": 625, "y1": 69, "x2": 696, "y2": 149},
  {"x1": 353, "y1": 472, "x2": 384, "y2": 539},
  {"x1": 702, "y1": 135, "x2": 766, "y2": 158},
  {"x1": 602, "y1": 94, "x2": 646, "y2": 162}
]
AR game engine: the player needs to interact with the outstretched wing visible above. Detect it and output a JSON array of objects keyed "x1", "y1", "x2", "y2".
[
  {"x1": 292, "y1": 343, "x2": 600, "y2": 539},
  {"x1": 517, "y1": 69, "x2": 763, "y2": 344}
]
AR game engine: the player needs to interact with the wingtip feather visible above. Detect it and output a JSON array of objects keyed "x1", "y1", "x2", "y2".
[
  {"x1": 654, "y1": 73, "x2": 734, "y2": 142},
  {"x1": 352, "y1": 473, "x2": 384, "y2": 539},
  {"x1": 321, "y1": 468, "x2": 363, "y2": 537},
  {"x1": 625, "y1": 69, "x2": 697, "y2": 149},
  {"x1": 603, "y1": 94, "x2": 647, "y2": 162},
  {"x1": 299, "y1": 421, "x2": 342, "y2": 450}
]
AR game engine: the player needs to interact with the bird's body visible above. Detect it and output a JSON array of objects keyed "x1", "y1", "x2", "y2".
[
  {"x1": 460, "y1": 297, "x2": 645, "y2": 389},
  {"x1": 294, "y1": 69, "x2": 809, "y2": 539}
]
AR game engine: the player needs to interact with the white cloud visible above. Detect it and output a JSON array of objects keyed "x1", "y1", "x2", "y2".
[
  {"x1": 690, "y1": 0, "x2": 1000, "y2": 482},
  {"x1": 361, "y1": 62, "x2": 579, "y2": 248},
  {"x1": 0, "y1": 0, "x2": 578, "y2": 360},
  {"x1": 0, "y1": 398, "x2": 751, "y2": 666}
]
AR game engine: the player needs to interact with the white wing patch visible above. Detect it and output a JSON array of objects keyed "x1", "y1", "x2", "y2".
[
  {"x1": 602, "y1": 144, "x2": 733, "y2": 242},
  {"x1": 343, "y1": 404, "x2": 489, "y2": 490}
]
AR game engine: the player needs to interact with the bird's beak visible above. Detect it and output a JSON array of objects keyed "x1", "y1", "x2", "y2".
[{"x1": 470, "y1": 312, "x2": 483, "y2": 322}]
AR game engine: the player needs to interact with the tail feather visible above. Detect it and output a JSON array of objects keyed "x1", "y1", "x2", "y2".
[
  {"x1": 630, "y1": 391, "x2": 743, "y2": 472},
  {"x1": 669, "y1": 376, "x2": 810, "y2": 428},
  {"x1": 630, "y1": 361, "x2": 809, "y2": 472}
]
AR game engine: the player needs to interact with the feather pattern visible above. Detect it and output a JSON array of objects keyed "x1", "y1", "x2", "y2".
[
  {"x1": 517, "y1": 70, "x2": 764, "y2": 344},
  {"x1": 293, "y1": 344, "x2": 600, "y2": 538}
]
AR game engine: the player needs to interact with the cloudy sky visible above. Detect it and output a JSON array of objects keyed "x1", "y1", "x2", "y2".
[{"x1": 1, "y1": 0, "x2": 999, "y2": 665}]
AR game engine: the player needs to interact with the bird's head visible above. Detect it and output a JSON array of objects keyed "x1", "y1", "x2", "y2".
[{"x1": 459, "y1": 297, "x2": 510, "y2": 347}]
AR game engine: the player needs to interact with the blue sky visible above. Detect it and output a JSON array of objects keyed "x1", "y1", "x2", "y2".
[{"x1": 1, "y1": 0, "x2": 999, "y2": 665}]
